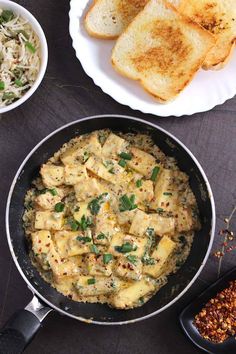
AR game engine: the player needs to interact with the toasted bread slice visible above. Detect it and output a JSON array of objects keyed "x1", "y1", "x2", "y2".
[
  {"x1": 84, "y1": 0, "x2": 149, "y2": 39},
  {"x1": 111, "y1": 0, "x2": 215, "y2": 102},
  {"x1": 178, "y1": 0, "x2": 236, "y2": 70}
]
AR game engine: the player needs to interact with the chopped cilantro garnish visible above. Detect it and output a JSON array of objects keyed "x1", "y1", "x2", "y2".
[
  {"x1": 151, "y1": 166, "x2": 160, "y2": 182},
  {"x1": 67, "y1": 217, "x2": 79, "y2": 231},
  {"x1": 163, "y1": 192, "x2": 172, "y2": 196},
  {"x1": 97, "y1": 233, "x2": 106, "y2": 240},
  {"x1": 76, "y1": 236, "x2": 92, "y2": 243},
  {"x1": 88, "y1": 193, "x2": 108, "y2": 215},
  {"x1": 48, "y1": 188, "x2": 57, "y2": 196},
  {"x1": 54, "y1": 202, "x2": 65, "y2": 212},
  {"x1": 87, "y1": 278, "x2": 95, "y2": 285},
  {"x1": 103, "y1": 253, "x2": 113, "y2": 264},
  {"x1": 136, "y1": 179, "x2": 142, "y2": 188},
  {"x1": 119, "y1": 194, "x2": 137, "y2": 212},
  {"x1": 115, "y1": 242, "x2": 137, "y2": 253},
  {"x1": 119, "y1": 152, "x2": 132, "y2": 160},
  {"x1": 78, "y1": 215, "x2": 93, "y2": 231},
  {"x1": 126, "y1": 255, "x2": 138, "y2": 265},
  {"x1": 118, "y1": 159, "x2": 126, "y2": 168},
  {"x1": 90, "y1": 244, "x2": 100, "y2": 254}
]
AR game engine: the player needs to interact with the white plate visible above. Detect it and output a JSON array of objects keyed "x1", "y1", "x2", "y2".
[{"x1": 69, "y1": 0, "x2": 236, "y2": 117}]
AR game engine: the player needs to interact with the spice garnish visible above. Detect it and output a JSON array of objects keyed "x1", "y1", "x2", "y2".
[
  {"x1": 194, "y1": 281, "x2": 236, "y2": 343},
  {"x1": 87, "y1": 278, "x2": 95, "y2": 285},
  {"x1": 213, "y1": 205, "x2": 236, "y2": 277}
]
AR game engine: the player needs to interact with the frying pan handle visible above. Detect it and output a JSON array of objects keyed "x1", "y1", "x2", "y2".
[{"x1": 0, "y1": 296, "x2": 52, "y2": 354}]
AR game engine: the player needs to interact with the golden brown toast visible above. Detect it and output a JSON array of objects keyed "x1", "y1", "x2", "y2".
[
  {"x1": 111, "y1": 0, "x2": 216, "y2": 102},
  {"x1": 178, "y1": 0, "x2": 236, "y2": 69},
  {"x1": 84, "y1": 0, "x2": 149, "y2": 39}
]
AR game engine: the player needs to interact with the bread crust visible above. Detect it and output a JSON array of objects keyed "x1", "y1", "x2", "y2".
[
  {"x1": 84, "y1": 0, "x2": 119, "y2": 39},
  {"x1": 84, "y1": 0, "x2": 148, "y2": 39},
  {"x1": 111, "y1": 0, "x2": 216, "y2": 102},
  {"x1": 177, "y1": 0, "x2": 236, "y2": 69}
]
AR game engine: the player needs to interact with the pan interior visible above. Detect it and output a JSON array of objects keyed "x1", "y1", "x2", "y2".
[{"x1": 7, "y1": 116, "x2": 214, "y2": 323}]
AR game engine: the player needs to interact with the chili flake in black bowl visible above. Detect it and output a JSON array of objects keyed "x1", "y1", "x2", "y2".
[{"x1": 179, "y1": 267, "x2": 236, "y2": 354}]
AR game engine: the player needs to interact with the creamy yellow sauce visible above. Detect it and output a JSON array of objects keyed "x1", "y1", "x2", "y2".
[{"x1": 23, "y1": 130, "x2": 200, "y2": 309}]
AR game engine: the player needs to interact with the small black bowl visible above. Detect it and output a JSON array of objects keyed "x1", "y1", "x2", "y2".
[{"x1": 179, "y1": 267, "x2": 236, "y2": 354}]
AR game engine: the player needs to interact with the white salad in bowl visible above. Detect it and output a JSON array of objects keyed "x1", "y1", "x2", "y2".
[{"x1": 0, "y1": 0, "x2": 48, "y2": 113}]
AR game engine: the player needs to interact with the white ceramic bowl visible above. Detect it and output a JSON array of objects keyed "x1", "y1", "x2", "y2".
[{"x1": 0, "y1": 0, "x2": 48, "y2": 114}]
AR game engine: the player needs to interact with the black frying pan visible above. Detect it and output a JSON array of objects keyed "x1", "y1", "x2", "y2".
[{"x1": 0, "y1": 115, "x2": 215, "y2": 354}]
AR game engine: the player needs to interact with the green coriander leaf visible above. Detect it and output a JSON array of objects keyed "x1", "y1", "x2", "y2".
[
  {"x1": 76, "y1": 236, "x2": 92, "y2": 243},
  {"x1": 126, "y1": 255, "x2": 138, "y2": 265},
  {"x1": 54, "y1": 202, "x2": 65, "y2": 212},
  {"x1": 97, "y1": 233, "x2": 106, "y2": 240},
  {"x1": 119, "y1": 152, "x2": 132, "y2": 160},
  {"x1": 87, "y1": 278, "x2": 95, "y2": 285},
  {"x1": 103, "y1": 253, "x2": 113, "y2": 264},
  {"x1": 118, "y1": 159, "x2": 126, "y2": 168},
  {"x1": 88, "y1": 193, "x2": 108, "y2": 215},
  {"x1": 90, "y1": 244, "x2": 100, "y2": 254},
  {"x1": 115, "y1": 242, "x2": 137, "y2": 253},
  {"x1": 48, "y1": 188, "x2": 57, "y2": 196},
  {"x1": 136, "y1": 179, "x2": 142, "y2": 188},
  {"x1": 119, "y1": 194, "x2": 137, "y2": 212},
  {"x1": 151, "y1": 166, "x2": 160, "y2": 182}
]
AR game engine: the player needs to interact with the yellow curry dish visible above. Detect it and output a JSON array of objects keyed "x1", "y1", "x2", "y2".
[{"x1": 23, "y1": 130, "x2": 200, "y2": 309}]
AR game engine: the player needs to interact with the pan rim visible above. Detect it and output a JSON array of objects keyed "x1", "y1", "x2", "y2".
[{"x1": 5, "y1": 114, "x2": 216, "y2": 325}]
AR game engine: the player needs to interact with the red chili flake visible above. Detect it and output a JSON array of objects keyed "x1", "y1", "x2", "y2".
[
  {"x1": 38, "y1": 248, "x2": 42, "y2": 252},
  {"x1": 194, "y1": 281, "x2": 236, "y2": 343},
  {"x1": 38, "y1": 240, "x2": 41, "y2": 243},
  {"x1": 46, "y1": 243, "x2": 50, "y2": 247}
]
